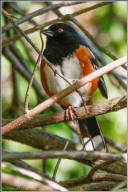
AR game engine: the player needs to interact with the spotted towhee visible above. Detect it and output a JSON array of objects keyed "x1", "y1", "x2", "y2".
[{"x1": 40, "y1": 23, "x2": 108, "y2": 151}]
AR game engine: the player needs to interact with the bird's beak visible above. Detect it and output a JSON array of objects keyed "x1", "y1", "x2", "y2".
[{"x1": 41, "y1": 29, "x2": 54, "y2": 37}]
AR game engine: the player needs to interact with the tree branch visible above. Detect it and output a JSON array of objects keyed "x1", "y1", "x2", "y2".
[
  {"x1": 2, "y1": 96, "x2": 126, "y2": 129},
  {"x1": 2, "y1": 172, "x2": 67, "y2": 191},
  {"x1": 74, "y1": 181, "x2": 118, "y2": 191},
  {"x1": 52, "y1": 141, "x2": 69, "y2": 181},
  {"x1": 2, "y1": 56, "x2": 127, "y2": 135},
  {"x1": 59, "y1": 172, "x2": 126, "y2": 188},
  {"x1": 3, "y1": 128, "x2": 77, "y2": 151},
  {"x1": 2, "y1": 163, "x2": 67, "y2": 191},
  {"x1": 2, "y1": 150, "x2": 127, "y2": 162},
  {"x1": 3, "y1": 150, "x2": 48, "y2": 178},
  {"x1": 105, "y1": 136, "x2": 127, "y2": 153},
  {"x1": 24, "y1": 31, "x2": 44, "y2": 113},
  {"x1": 2, "y1": 173, "x2": 53, "y2": 191}
]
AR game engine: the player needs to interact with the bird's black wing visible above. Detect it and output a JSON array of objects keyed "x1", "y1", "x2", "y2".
[{"x1": 78, "y1": 31, "x2": 108, "y2": 99}]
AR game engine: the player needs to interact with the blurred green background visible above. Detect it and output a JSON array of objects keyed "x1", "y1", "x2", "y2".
[{"x1": 2, "y1": 1, "x2": 127, "y2": 190}]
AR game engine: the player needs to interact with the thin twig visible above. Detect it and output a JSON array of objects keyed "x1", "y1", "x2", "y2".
[
  {"x1": 52, "y1": 141, "x2": 69, "y2": 181},
  {"x1": 111, "y1": 70, "x2": 127, "y2": 90},
  {"x1": 3, "y1": 47, "x2": 45, "y2": 100},
  {"x1": 105, "y1": 136, "x2": 126, "y2": 153},
  {"x1": 24, "y1": 32, "x2": 44, "y2": 113}
]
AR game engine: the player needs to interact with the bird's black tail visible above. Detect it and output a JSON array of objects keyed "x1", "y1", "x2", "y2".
[{"x1": 79, "y1": 116, "x2": 106, "y2": 151}]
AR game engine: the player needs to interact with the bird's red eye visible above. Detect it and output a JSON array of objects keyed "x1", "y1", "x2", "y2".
[{"x1": 58, "y1": 28, "x2": 63, "y2": 33}]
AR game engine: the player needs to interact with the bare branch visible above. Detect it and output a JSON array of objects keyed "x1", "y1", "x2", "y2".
[
  {"x1": 93, "y1": 159, "x2": 126, "y2": 176},
  {"x1": 60, "y1": 172, "x2": 126, "y2": 188},
  {"x1": 52, "y1": 141, "x2": 69, "y2": 181},
  {"x1": 2, "y1": 150, "x2": 127, "y2": 162},
  {"x1": 74, "y1": 181, "x2": 117, "y2": 191},
  {"x1": 2, "y1": 9, "x2": 40, "y2": 54},
  {"x1": 2, "y1": 151, "x2": 47, "y2": 178},
  {"x1": 2, "y1": 163, "x2": 68, "y2": 191},
  {"x1": 24, "y1": 32, "x2": 44, "y2": 113},
  {"x1": 2, "y1": 173, "x2": 53, "y2": 191},
  {"x1": 2, "y1": 96, "x2": 126, "y2": 129},
  {"x1": 87, "y1": 160, "x2": 115, "y2": 179},
  {"x1": 105, "y1": 136, "x2": 127, "y2": 153},
  {"x1": 2, "y1": 56, "x2": 127, "y2": 135},
  {"x1": 3, "y1": 128, "x2": 76, "y2": 151}
]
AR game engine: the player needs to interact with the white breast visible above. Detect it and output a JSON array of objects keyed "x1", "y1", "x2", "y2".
[
  {"x1": 62, "y1": 56, "x2": 81, "y2": 79},
  {"x1": 44, "y1": 56, "x2": 90, "y2": 107}
]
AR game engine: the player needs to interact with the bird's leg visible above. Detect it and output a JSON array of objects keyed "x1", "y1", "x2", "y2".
[
  {"x1": 76, "y1": 89, "x2": 90, "y2": 114},
  {"x1": 83, "y1": 102, "x2": 90, "y2": 114},
  {"x1": 65, "y1": 106, "x2": 78, "y2": 121}
]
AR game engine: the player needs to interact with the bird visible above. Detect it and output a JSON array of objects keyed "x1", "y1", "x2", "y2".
[{"x1": 40, "y1": 22, "x2": 108, "y2": 151}]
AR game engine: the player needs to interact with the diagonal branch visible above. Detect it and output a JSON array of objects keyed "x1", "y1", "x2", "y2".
[
  {"x1": 2, "y1": 173, "x2": 54, "y2": 191},
  {"x1": 2, "y1": 163, "x2": 68, "y2": 191},
  {"x1": 2, "y1": 56, "x2": 127, "y2": 135}
]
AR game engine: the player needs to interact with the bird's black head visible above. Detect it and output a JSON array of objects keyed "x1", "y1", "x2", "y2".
[
  {"x1": 41, "y1": 22, "x2": 80, "y2": 44},
  {"x1": 41, "y1": 23, "x2": 86, "y2": 65}
]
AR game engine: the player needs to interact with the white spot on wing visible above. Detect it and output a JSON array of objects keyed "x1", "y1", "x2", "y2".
[{"x1": 83, "y1": 137, "x2": 94, "y2": 151}]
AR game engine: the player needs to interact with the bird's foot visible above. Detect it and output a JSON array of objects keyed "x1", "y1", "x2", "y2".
[{"x1": 65, "y1": 106, "x2": 78, "y2": 121}]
